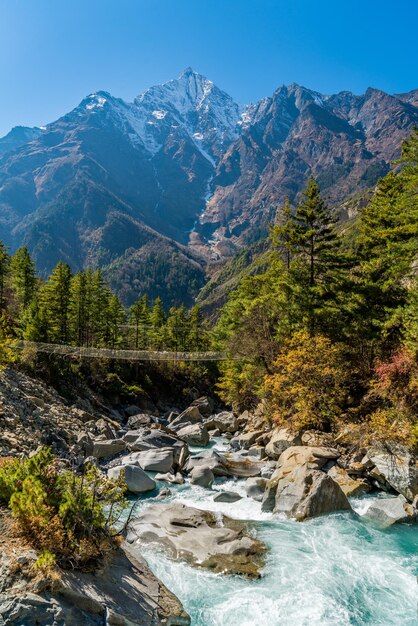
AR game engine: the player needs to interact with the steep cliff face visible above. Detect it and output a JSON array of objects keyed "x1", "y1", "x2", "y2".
[
  {"x1": 0, "y1": 70, "x2": 416, "y2": 303},
  {"x1": 194, "y1": 85, "x2": 418, "y2": 258}
]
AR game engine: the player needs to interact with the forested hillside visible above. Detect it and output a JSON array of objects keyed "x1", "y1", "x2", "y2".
[
  {"x1": 213, "y1": 129, "x2": 418, "y2": 446},
  {"x1": 0, "y1": 249, "x2": 209, "y2": 360}
]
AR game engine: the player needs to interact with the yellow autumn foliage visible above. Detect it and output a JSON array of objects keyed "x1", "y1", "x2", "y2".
[{"x1": 262, "y1": 330, "x2": 346, "y2": 430}]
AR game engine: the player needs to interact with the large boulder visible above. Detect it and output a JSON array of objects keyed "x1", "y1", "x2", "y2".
[
  {"x1": 176, "y1": 423, "x2": 210, "y2": 447},
  {"x1": 273, "y1": 467, "x2": 351, "y2": 520},
  {"x1": 127, "y1": 503, "x2": 265, "y2": 577},
  {"x1": 126, "y1": 413, "x2": 155, "y2": 429},
  {"x1": 91, "y1": 439, "x2": 126, "y2": 459},
  {"x1": 230, "y1": 430, "x2": 265, "y2": 450},
  {"x1": 275, "y1": 445, "x2": 340, "y2": 470},
  {"x1": 121, "y1": 448, "x2": 174, "y2": 473},
  {"x1": 189, "y1": 396, "x2": 215, "y2": 417},
  {"x1": 169, "y1": 406, "x2": 203, "y2": 431},
  {"x1": 327, "y1": 465, "x2": 370, "y2": 497},
  {"x1": 261, "y1": 446, "x2": 350, "y2": 519},
  {"x1": 212, "y1": 452, "x2": 266, "y2": 477},
  {"x1": 205, "y1": 411, "x2": 238, "y2": 434},
  {"x1": 123, "y1": 429, "x2": 150, "y2": 444},
  {"x1": 265, "y1": 427, "x2": 301, "y2": 460},
  {"x1": 363, "y1": 495, "x2": 417, "y2": 527},
  {"x1": 128, "y1": 429, "x2": 188, "y2": 465},
  {"x1": 108, "y1": 464, "x2": 156, "y2": 494},
  {"x1": 365, "y1": 443, "x2": 418, "y2": 500},
  {"x1": 189, "y1": 465, "x2": 214, "y2": 488},
  {"x1": 94, "y1": 418, "x2": 117, "y2": 440}
]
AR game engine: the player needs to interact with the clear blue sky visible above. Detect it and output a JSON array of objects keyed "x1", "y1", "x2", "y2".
[{"x1": 0, "y1": 0, "x2": 417, "y2": 136}]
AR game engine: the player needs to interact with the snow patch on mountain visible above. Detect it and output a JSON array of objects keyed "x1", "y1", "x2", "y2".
[{"x1": 85, "y1": 95, "x2": 107, "y2": 110}]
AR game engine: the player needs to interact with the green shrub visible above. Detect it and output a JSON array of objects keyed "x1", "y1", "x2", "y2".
[
  {"x1": 33, "y1": 551, "x2": 57, "y2": 574},
  {"x1": 0, "y1": 449, "x2": 126, "y2": 570}
]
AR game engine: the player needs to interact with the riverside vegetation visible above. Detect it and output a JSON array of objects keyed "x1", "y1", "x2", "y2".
[{"x1": 0, "y1": 130, "x2": 417, "y2": 625}]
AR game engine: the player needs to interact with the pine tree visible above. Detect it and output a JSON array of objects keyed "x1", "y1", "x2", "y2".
[
  {"x1": 292, "y1": 176, "x2": 344, "y2": 334},
  {"x1": 355, "y1": 130, "x2": 418, "y2": 350},
  {"x1": 84, "y1": 269, "x2": 108, "y2": 347},
  {"x1": 166, "y1": 305, "x2": 188, "y2": 351},
  {"x1": 187, "y1": 306, "x2": 207, "y2": 350},
  {"x1": 130, "y1": 295, "x2": 150, "y2": 349},
  {"x1": 68, "y1": 271, "x2": 87, "y2": 346},
  {"x1": 43, "y1": 262, "x2": 72, "y2": 343},
  {"x1": 0, "y1": 242, "x2": 10, "y2": 312},
  {"x1": 21, "y1": 298, "x2": 49, "y2": 342},
  {"x1": 10, "y1": 246, "x2": 36, "y2": 315},
  {"x1": 149, "y1": 297, "x2": 166, "y2": 349},
  {"x1": 294, "y1": 177, "x2": 339, "y2": 288},
  {"x1": 103, "y1": 292, "x2": 125, "y2": 349},
  {"x1": 271, "y1": 198, "x2": 297, "y2": 269}
]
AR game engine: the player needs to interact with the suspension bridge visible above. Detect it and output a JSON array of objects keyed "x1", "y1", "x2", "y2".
[{"x1": 10, "y1": 341, "x2": 241, "y2": 362}]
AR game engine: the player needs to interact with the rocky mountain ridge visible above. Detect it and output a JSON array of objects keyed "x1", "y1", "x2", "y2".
[{"x1": 1, "y1": 70, "x2": 417, "y2": 304}]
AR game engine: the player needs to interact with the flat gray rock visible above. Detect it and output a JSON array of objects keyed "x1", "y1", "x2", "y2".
[
  {"x1": 127, "y1": 502, "x2": 265, "y2": 578},
  {"x1": 92, "y1": 439, "x2": 126, "y2": 459},
  {"x1": 169, "y1": 406, "x2": 203, "y2": 431},
  {"x1": 176, "y1": 423, "x2": 210, "y2": 447},
  {"x1": 186, "y1": 449, "x2": 265, "y2": 478},
  {"x1": 190, "y1": 465, "x2": 214, "y2": 487}
]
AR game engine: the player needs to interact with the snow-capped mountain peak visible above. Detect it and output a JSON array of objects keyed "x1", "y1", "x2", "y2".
[{"x1": 132, "y1": 69, "x2": 243, "y2": 159}]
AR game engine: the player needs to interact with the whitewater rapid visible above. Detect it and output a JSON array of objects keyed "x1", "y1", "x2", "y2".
[{"x1": 133, "y1": 439, "x2": 418, "y2": 626}]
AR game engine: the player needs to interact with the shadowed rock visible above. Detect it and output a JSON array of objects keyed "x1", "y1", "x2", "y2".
[
  {"x1": 366, "y1": 443, "x2": 418, "y2": 501},
  {"x1": 0, "y1": 543, "x2": 190, "y2": 625}
]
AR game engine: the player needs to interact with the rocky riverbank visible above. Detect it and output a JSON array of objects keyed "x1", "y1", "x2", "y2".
[
  {"x1": 0, "y1": 508, "x2": 189, "y2": 626},
  {"x1": 0, "y1": 366, "x2": 417, "y2": 624}
]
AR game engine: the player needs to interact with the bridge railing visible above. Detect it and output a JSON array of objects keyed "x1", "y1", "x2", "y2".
[{"x1": 10, "y1": 341, "x2": 240, "y2": 362}]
